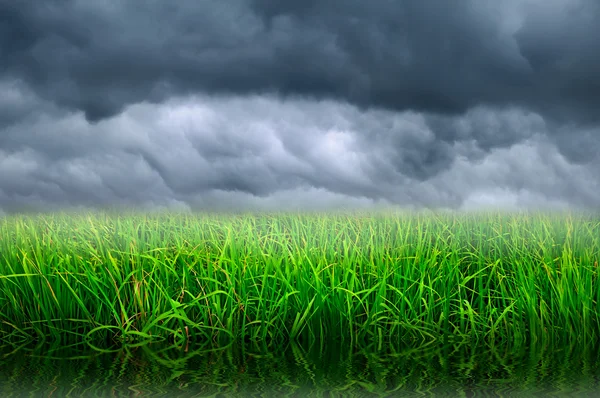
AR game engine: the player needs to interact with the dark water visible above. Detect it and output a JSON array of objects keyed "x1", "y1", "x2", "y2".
[{"x1": 1, "y1": 338, "x2": 600, "y2": 397}]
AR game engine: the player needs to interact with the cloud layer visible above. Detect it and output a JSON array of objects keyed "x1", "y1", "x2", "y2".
[
  {"x1": 1, "y1": 0, "x2": 599, "y2": 213},
  {"x1": 0, "y1": 91, "x2": 597, "y2": 214},
  {"x1": 3, "y1": 0, "x2": 600, "y2": 123}
]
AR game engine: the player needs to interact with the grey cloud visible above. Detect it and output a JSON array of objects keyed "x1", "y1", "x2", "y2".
[
  {"x1": 446, "y1": 138, "x2": 600, "y2": 211},
  {"x1": 0, "y1": 94, "x2": 598, "y2": 214},
  {"x1": 424, "y1": 107, "x2": 547, "y2": 156},
  {"x1": 513, "y1": 0, "x2": 600, "y2": 123},
  {"x1": 2, "y1": 0, "x2": 599, "y2": 214},
  {"x1": 552, "y1": 125, "x2": 600, "y2": 165},
  {"x1": 0, "y1": 79, "x2": 64, "y2": 130},
  {"x1": 2, "y1": 0, "x2": 599, "y2": 132}
]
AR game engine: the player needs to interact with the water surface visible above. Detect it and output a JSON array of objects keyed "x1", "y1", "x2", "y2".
[{"x1": 1, "y1": 339, "x2": 599, "y2": 397}]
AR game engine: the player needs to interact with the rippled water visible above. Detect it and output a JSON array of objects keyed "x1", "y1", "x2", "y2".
[{"x1": 1, "y1": 338, "x2": 599, "y2": 397}]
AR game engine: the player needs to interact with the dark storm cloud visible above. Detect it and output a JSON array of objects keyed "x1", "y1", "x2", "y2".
[
  {"x1": 2, "y1": 0, "x2": 599, "y2": 126},
  {"x1": 1, "y1": 0, "x2": 600, "y2": 214}
]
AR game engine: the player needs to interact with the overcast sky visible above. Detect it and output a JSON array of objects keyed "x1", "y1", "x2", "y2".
[{"x1": 1, "y1": 0, "x2": 599, "y2": 214}]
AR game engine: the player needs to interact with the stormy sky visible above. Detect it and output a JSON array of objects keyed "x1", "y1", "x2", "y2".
[{"x1": 1, "y1": 0, "x2": 599, "y2": 214}]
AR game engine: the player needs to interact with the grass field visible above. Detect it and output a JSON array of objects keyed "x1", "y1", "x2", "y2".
[{"x1": 0, "y1": 209, "x2": 599, "y2": 346}]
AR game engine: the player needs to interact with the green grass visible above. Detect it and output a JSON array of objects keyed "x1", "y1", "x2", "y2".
[{"x1": 0, "y1": 208, "x2": 599, "y2": 346}]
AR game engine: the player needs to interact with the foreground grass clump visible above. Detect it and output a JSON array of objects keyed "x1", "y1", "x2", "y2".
[{"x1": 0, "y1": 209, "x2": 599, "y2": 346}]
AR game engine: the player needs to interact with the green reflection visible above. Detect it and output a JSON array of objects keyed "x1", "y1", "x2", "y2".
[{"x1": 1, "y1": 339, "x2": 599, "y2": 397}]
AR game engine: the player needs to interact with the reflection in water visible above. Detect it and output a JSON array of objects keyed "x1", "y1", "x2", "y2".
[{"x1": 1, "y1": 339, "x2": 599, "y2": 397}]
